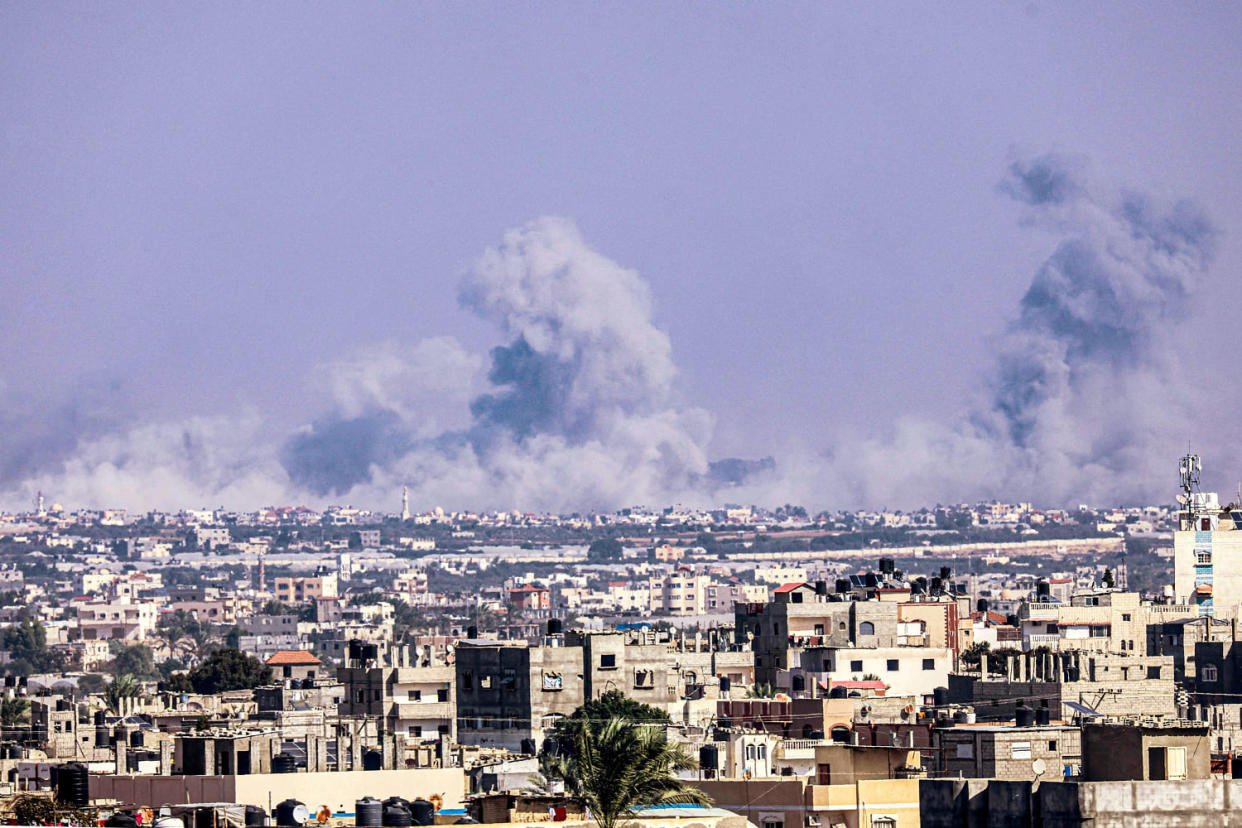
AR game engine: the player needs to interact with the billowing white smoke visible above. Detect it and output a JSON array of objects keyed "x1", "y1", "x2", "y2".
[
  {"x1": 0, "y1": 157, "x2": 1220, "y2": 512},
  {"x1": 729, "y1": 153, "x2": 1218, "y2": 508}
]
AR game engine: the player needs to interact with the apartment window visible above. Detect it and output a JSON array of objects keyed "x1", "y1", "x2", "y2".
[
  {"x1": 814, "y1": 624, "x2": 825, "y2": 636},
  {"x1": 1049, "y1": 740, "x2": 1058, "y2": 751},
  {"x1": 871, "y1": 818, "x2": 897, "y2": 828},
  {"x1": 410, "y1": 726, "x2": 422, "y2": 737},
  {"x1": 437, "y1": 689, "x2": 449, "y2": 702},
  {"x1": 409, "y1": 690, "x2": 421, "y2": 701},
  {"x1": 887, "y1": 659, "x2": 899, "y2": 672},
  {"x1": 791, "y1": 592, "x2": 804, "y2": 603},
  {"x1": 1147, "y1": 666, "x2": 1161, "y2": 680},
  {"x1": 462, "y1": 672, "x2": 474, "y2": 691},
  {"x1": 922, "y1": 658, "x2": 935, "y2": 670},
  {"x1": 600, "y1": 654, "x2": 617, "y2": 669},
  {"x1": 1121, "y1": 614, "x2": 1131, "y2": 622},
  {"x1": 1201, "y1": 665, "x2": 1219, "y2": 682},
  {"x1": 1149, "y1": 746, "x2": 1187, "y2": 780},
  {"x1": 859, "y1": 622, "x2": 875, "y2": 636},
  {"x1": 839, "y1": 622, "x2": 847, "y2": 631},
  {"x1": 480, "y1": 675, "x2": 493, "y2": 690},
  {"x1": 763, "y1": 821, "x2": 782, "y2": 828},
  {"x1": 850, "y1": 660, "x2": 863, "y2": 672},
  {"x1": 1196, "y1": 549, "x2": 1212, "y2": 565}
]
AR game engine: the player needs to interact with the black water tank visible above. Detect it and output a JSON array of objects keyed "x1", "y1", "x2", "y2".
[
  {"x1": 1037, "y1": 580, "x2": 1050, "y2": 597},
  {"x1": 864, "y1": 572, "x2": 878, "y2": 588},
  {"x1": 814, "y1": 581, "x2": 828, "y2": 595},
  {"x1": 1035, "y1": 707, "x2": 1051, "y2": 726},
  {"x1": 791, "y1": 675, "x2": 805, "y2": 692},
  {"x1": 930, "y1": 577, "x2": 942, "y2": 593},
  {"x1": 271, "y1": 752, "x2": 297, "y2": 774},
  {"x1": 717, "y1": 718, "x2": 732, "y2": 729},
  {"x1": 0, "y1": 744, "x2": 20, "y2": 759},
  {"x1": 1015, "y1": 706, "x2": 1035, "y2": 727},
  {"x1": 356, "y1": 798, "x2": 382, "y2": 828},
  {"x1": 56, "y1": 762, "x2": 89, "y2": 808},
  {"x1": 245, "y1": 805, "x2": 267, "y2": 827},
  {"x1": 835, "y1": 579, "x2": 850, "y2": 594},
  {"x1": 829, "y1": 686, "x2": 847, "y2": 699},
  {"x1": 977, "y1": 599, "x2": 989, "y2": 613},
  {"x1": 362, "y1": 749, "x2": 383, "y2": 771},
  {"x1": 879, "y1": 557, "x2": 895, "y2": 575},
  {"x1": 466, "y1": 625, "x2": 478, "y2": 639},
  {"x1": 719, "y1": 676, "x2": 731, "y2": 693},
  {"x1": 547, "y1": 619, "x2": 563, "y2": 635},
  {"x1": 952, "y1": 711, "x2": 968, "y2": 723},
  {"x1": 699, "y1": 744, "x2": 719, "y2": 770},
  {"x1": 383, "y1": 798, "x2": 411, "y2": 813},
  {"x1": 520, "y1": 738, "x2": 537, "y2": 755},
  {"x1": 933, "y1": 687, "x2": 949, "y2": 708},
  {"x1": 383, "y1": 803, "x2": 412, "y2": 828},
  {"x1": 274, "y1": 800, "x2": 305, "y2": 827},
  {"x1": 940, "y1": 566, "x2": 952, "y2": 581},
  {"x1": 106, "y1": 814, "x2": 138, "y2": 828},
  {"x1": 411, "y1": 799, "x2": 435, "y2": 827}
]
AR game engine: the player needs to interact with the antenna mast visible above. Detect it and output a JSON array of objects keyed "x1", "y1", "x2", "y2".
[{"x1": 1180, "y1": 453, "x2": 1201, "y2": 524}]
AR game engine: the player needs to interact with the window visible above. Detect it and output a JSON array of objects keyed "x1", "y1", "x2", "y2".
[
  {"x1": 600, "y1": 654, "x2": 616, "y2": 669},
  {"x1": 1202, "y1": 665, "x2": 1219, "y2": 682},
  {"x1": 1048, "y1": 741, "x2": 1058, "y2": 751},
  {"x1": 1196, "y1": 549, "x2": 1212, "y2": 565},
  {"x1": 814, "y1": 624, "x2": 825, "y2": 636},
  {"x1": 1011, "y1": 742, "x2": 1032, "y2": 760},
  {"x1": 792, "y1": 592, "x2": 803, "y2": 603},
  {"x1": 410, "y1": 726, "x2": 422, "y2": 737},
  {"x1": 859, "y1": 622, "x2": 875, "y2": 636},
  {"x1": 922, "y1": 658, "x2": 935, "y2": 670},
  {"x1": 1147, "y1": 666, "x2": 1161, "y2": 680},
  {"x1": 886, "y1": 659, "x2": 899, "y2": 671},
  {"x1": 634, "y1": 669, "x2": 655, "y2": 689},
  {"x1": 437, "y1": 688, "x2": 449, "y2": 702},
  {"x1": 817, "y1": 763, "x2": 831, "y2": 785},
  {"x1": 850, "y1": 660, "x2": 863, "y2": 672},
  {"x1": 1150, "y1": 746, "x2": 1187, "y2": 780},
  {"x1": 758, "y1": 744, "x2": 767, "y2": 759},
  {"x1": 409, "y1": 690, "x2": 421, "y2": 701},
  {"x1": 480, "y1": 675, "x2": 493, "y2": 690},
  {"x1": 871, "y1": 818, "x2": 897, "y2": 828},
  {"x1": 838, "y1": 622, "x2": 847, "y2": 631},
  {"x1": 462, "y1": 672, "x2": 474, "y2": 691}
]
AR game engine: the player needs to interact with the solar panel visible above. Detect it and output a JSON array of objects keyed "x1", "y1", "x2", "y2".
[{"x1": 1063, "y1": 701, "x2": 1102, "y2": 718}]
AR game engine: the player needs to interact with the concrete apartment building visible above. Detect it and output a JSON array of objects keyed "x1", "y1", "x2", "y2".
[
  {"x1": 935, "y1": 723, "x2": 1082, "y2": 780},
  {"x1": 74, "y1": 599, "x2": 158, "y2": 641},
  {"x1": 949, "y1": 650, "x2": 1177, "y2": 721},
  {"x1": 649, "y1": 569, "x2": 712, "y2": 615},
  {"x1": 1173, "y1": 482, "x2": 1242, "y2": 617},
  {"x1": 273, "y1": 573, "x2": 339, "y2": 603}
]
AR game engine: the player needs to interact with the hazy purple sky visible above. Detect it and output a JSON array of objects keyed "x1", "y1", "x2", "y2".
[{"x1": 3, "y1": 3, "x2": 1242, "y2": 511}]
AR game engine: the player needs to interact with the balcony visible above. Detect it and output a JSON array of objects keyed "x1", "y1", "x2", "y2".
[
  {"x1": 1025, "y1": 634, "x2": 1061, "y2": 650},
  {"x1": 1022, "y1": 603, "x2": 1059, "y2": 622},
  {"x1": 393, "y1": 700, "x2": 454, "y2": 722}
]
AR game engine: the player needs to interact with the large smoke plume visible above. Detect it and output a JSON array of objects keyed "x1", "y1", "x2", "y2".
[{"x1": 0, "y1": 156, "x2": 1220, "y2": 512}]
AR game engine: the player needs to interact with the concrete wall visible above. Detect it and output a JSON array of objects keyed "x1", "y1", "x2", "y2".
[
  {"x1": 920, "y1": 777, "x2": 1242, "y2": 828},
  {"x1": 90, "y1": 768, "x2": 466, "y2": 813}
]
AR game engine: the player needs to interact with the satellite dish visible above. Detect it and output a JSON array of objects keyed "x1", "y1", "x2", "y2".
[
  {"x1": 1032, "y1": 758, "x2": 1047, "y2": 776},
  {"x1": 1176, "y1": 495, "x2": 1188, "y2": 504},
  {"x1": 292, "y1": 805, "x2": 312, "y2": 823}
]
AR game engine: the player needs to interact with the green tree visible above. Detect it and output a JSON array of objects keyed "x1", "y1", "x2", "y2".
[
  {"x1": 0, "y1": 696, "x2": 30, "y2": 728},
  {"x1": 112, "y1": 644, "x2": 158, "y2": 680},
  {"x1": 560, "y1": 717, "x2": 709, "y2": 828},
  {"x1": 186, "y1": 648, "x2": 271, "y2": 694},
  {"x1": 746, "y1": 683, "x2": 777, "y2": 699},
  {"x1": 587, "y1": 538, "x2": 624, "y2": 562},
  {"x1": 1102, "y1": 568, "x2": 1115, "y2": 588},
  {"x1": 553, "y1": 690, "x2": 670, "y2": 739},
  {"x1": 1, "y1": 619, "x2": 67, "y2": 675}
]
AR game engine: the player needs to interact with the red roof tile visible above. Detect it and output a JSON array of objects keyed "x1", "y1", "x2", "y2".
[{"x1": 265, "y1": 650, "x2": 322, "y2": 666}]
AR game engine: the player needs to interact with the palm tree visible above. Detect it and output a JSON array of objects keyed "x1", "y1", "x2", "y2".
[
  {"x1": 745, "y1": 683, "x2": 777, "y2": 699},
  {"x1": 561, "y1": 716, "x2": 710, "y2": 828},
  {"x1": 105, "y1": 674, "x2": 142, "y2": 714}
]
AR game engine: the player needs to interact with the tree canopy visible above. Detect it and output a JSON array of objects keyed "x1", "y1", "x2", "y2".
[
  {"x1": 182, "y1": 648, "x2": 271, "y2": 694},
  {"x1": 1, "y1": 619, "x2": 67, "y2": 675},
  {"x1": 587, "y1": 538, "x2": 624, "y2": 562},
  {"x1": 112, "y1": 644, "x2": 158, "y2": 680},
  {"x1": 553, "y1": 690, "x2": 669, "y2": 739}
]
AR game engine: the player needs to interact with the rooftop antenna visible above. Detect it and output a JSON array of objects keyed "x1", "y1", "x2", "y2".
[{"x1": 1179, "y1": 453, "x2": 1201, "y2": 521}]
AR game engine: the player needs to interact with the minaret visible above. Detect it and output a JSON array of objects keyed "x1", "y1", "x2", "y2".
[{"x1": 401, "y1": 486, "x2": 410, "y2": 521}]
